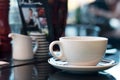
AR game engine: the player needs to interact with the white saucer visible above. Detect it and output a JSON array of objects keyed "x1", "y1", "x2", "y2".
[{"x1": 48, "y1": 58, "x2": 117, "y2": 73}]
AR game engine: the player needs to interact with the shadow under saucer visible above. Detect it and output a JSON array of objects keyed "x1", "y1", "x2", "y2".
[{"x1": 48, "y1": 71, "x2": 116, "y2": 80}]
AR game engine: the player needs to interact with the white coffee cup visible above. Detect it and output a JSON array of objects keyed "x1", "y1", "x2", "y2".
[{"x1": 49, "y1": 36, "x2": 108, "y2": 66}]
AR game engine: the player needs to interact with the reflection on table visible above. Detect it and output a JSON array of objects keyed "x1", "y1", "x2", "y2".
[
  {"x1": 49, "y1": 71, "x2": 116, "y2": 80},
  {"x1": 0, "y1": 50, "x2": 119, "y2": 80}
]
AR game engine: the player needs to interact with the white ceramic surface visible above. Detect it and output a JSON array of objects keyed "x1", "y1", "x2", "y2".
[
  {"x1": 48, "y1": 58, "x2": 117, "y2": 73},
  {"x1": 8, "y1": 33, "x2": 38, "y2": 60},
  {"x1": 49, "y1": 36, "x2": 108, "y2": 66}
]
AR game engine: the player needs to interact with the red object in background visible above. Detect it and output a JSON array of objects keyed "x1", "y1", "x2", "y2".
[
  {"x1": 0, "y1": 0, "x2": 12, "y2": 60},
  {"x1": 47, "y1": 0, "x2": 68, "y2": 50},
  {"x1": 38, "y1": 7, "x2": 45, "y2": 16},
  {"x1": 48, "y1": 0, "x2": 68, "y2": 40}
]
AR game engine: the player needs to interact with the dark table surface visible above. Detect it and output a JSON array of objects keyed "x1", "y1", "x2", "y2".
[{"x1": 0, "y1": 50, "x2": 119, "y2": 80}]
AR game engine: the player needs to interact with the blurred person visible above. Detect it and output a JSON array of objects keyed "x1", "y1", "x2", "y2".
[
  {"x1": 88, "y1": 0, "x2": 120, "y2": 35},
  {"x1": 26, "y1": 8, "x2": 34, "y2": 26},
  {"x1": 89, "y1": 0, "x2": 120, "y2": 19},
  {"x1": 88, "y1": 0, "x2": 120, "y2": 48},
  {"x1": 26, "y1": 8, "x2": 39, "y2": 31}
]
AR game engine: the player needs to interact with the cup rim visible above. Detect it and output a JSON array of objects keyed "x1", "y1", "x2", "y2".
[{"x1": 60, "y1": 36, "x2": 108, "y2": 41}]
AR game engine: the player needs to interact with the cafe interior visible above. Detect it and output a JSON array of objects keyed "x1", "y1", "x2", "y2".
[{"x1": 0, "y1": 0, "x2": 120, "y2": 80}]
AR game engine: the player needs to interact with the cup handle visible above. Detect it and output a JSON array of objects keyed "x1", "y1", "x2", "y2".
[
  {"x1": 49, "y1": 41, "x2": 66, "y2": 61},
  {"x1": 33, "y1": 39, "x2": 39, "y2": 54}
]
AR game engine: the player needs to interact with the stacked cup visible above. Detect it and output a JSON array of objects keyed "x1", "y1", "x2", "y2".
[{"x1": 29, "y1": 32, "x2": 49, "y2": 61}]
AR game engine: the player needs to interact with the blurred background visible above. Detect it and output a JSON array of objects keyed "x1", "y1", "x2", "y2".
[
  {"x1": 9, "y1": 0, "x2": 120, "y2": 49},
  {"x1": 66, "y1": 0, "x2": 120, "y2": 49}
]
